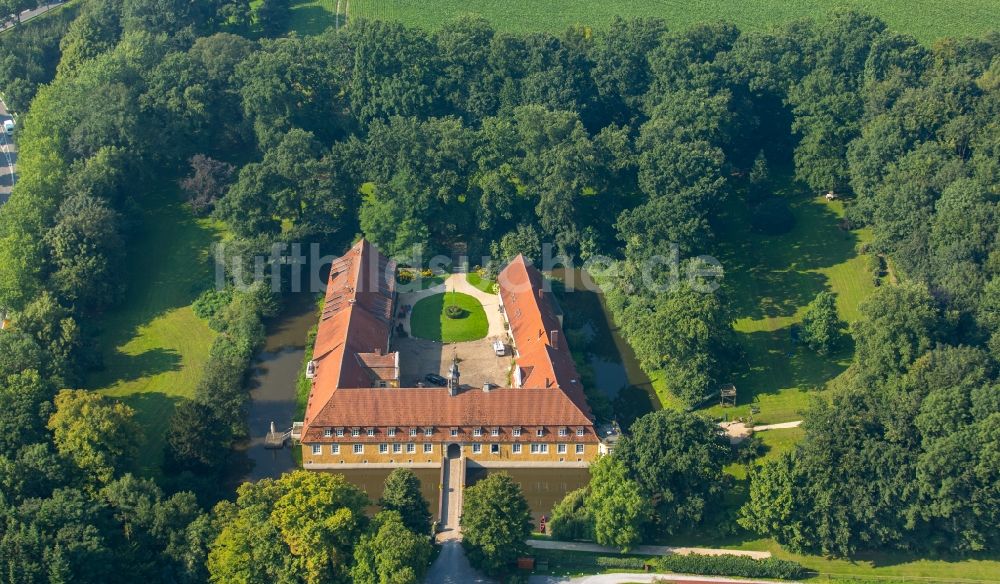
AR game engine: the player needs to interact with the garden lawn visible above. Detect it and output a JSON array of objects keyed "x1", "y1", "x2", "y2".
[
  {"x1": 409, "y1": 291, "x2": 488, "y2": 342},
  {"x1": 466, "y1": 271, "x2": 495, "y2": 293},
  {"x1": 87, "y1": 187, "x2": 224, "y2": 476},
  {"x1": 289, "y1": 0, "x2": 998, "y2": 44}
]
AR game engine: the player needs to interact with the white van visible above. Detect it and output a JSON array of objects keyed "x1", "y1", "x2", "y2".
[{"x1": 2, "y1": 119, "x2": 13, "y2": 134}]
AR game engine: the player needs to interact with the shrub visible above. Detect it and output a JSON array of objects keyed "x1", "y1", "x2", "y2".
[
  {"x1": 656, "y1": 553, "x2": 807, "y2": 580},
  {"x1": 595, "y1": 556, "x2": 647, "y2": 569},
  {"x1": 445, "y1": 305, "x2": 466, "y2": 319},
  {"x1": 193, "y1": 288, "x2": 235, "y2": 327}
]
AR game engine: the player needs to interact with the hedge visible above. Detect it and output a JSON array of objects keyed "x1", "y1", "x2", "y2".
[
  {"x1": 594, "y1": 556, "x2": 647, "y2": 570},
  {"x1": 656, "y1": 553, "x2": 807, "y2": 580}
]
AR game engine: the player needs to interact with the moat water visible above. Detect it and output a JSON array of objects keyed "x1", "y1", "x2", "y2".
[{"x1": 239, "y1": 269, "x2": 658, "y2": 517}]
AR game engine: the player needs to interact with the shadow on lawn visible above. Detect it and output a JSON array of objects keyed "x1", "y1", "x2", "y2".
[{"x1": 89, "y1": 188, "x2": 218, "y2": 387}]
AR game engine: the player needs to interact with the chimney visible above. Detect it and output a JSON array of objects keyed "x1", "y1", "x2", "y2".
[
  {"x1": 538, "y1": 288, "x2": 544, "y2": 300},
  {"x1": 550, "y1": 330, "x2": 559, "y2": 350},
  {"x1": 374, "y1": 347, "x2": 382, "y2": 356}
]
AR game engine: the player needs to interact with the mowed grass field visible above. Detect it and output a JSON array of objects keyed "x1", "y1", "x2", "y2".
[
  {"x1": 291, "y1": 0, "x2": 999, "y2": 42},
  {"x1": 700, "y1": 174, "x2": 875, "y2": 425},
  {"x1": 87, "y1": 188, "x2": 223, "y2": 475}
]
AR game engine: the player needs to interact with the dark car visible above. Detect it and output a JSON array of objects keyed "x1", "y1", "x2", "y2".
[{"x1": 424, "y1": 373, "x2": 447, "y2": 386}]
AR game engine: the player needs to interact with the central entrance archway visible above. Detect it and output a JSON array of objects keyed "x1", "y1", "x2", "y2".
[{"x1": 446, "y1": 443, "x2": 461, "y2": 459}]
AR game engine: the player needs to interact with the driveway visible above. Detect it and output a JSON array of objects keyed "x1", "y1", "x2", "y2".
[
  {"x1": 0, "y1": 1, "x2": 65, "y2": 33},
  {"x1": 0, "y1": 97, "x2": 15, "y2": 206},
  {"x1": 398, "y1": 272, "x2": 507, "y2": 340},
  {"x1": 424, "y1": 540, "x2": 495, "y2": 584},
  {"x1": 529, "y1": 574, "x2": 792, "y2": 584}
]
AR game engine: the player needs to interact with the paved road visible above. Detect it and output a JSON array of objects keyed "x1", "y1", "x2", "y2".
[
  {"x1": 0, "y1": 97, "x2": 15, "y2": 206},
  {"x1": 424, "y1": 540, "x2": 494, "y2": 584},
  {"x1": 526, "y1": 540, "x2": 771, "y2": 559},
  {"x1": 530, "y1": 573, "x2": 793, "y2": 584},
  {"x1": 0, "y1": 1, "x2": 66, "y2": 33}
]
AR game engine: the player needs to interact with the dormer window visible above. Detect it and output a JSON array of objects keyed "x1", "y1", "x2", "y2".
[
  {"x1": 410, "y1": 428, "x2": 418, "y2": 437},
  {"x1": 324, "y1": 428, "x2": 332, "y2": 437},
  {"x1": 558, "y1": 427, "x2": 568, "y2": 437},
  {"x1": 367, "y1": 428, "x2": 375, "y2": 437},
  {"x1": 336, "y1": 427, "x2": 344, "y2": 437},
  {"x1": 473, "y1": 427, "x2": 482, "y2": 437},
  {"x1": 512, "y1": 427, "x2": 521, "y2": 437},
  {"x1": 577, "y1": 427, "x2": 585, "y2": 436},
  {"x1": 450, "y1": 428, "x2": 459, "y2": 437},
  {"x1": 424, "y1": 427, "x2": 433, "y2": 436},
  {"x1": 388, "y1": 427, "x2": 396, "y2": 437},
  {"x1": 536, "y1": 428, "x2": 544, "y2": 437},
  {"x1": 351, "y1": 428, "x2": 360, "y2": 437},
  {"x1": 491, "y1": 427, "x2": 500, "y2": 436}
]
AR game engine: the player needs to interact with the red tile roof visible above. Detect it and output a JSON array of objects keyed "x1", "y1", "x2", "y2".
[
  {"x1": 498, "y1": 255, "x2": 592, "y2": 414},
  {"x1": 304, "y1": 239, "x2": 396, "y2": 431},
  {"x1": 303, "y1": 247, "x2": 594, "y2": 440}
]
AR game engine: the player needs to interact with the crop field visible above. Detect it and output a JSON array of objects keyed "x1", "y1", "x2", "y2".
[{"x1": 290, "y1": 0, "x2": 999, "y2": 43}]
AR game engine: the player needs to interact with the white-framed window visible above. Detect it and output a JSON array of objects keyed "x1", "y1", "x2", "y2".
[
  {"x1": 393, "y1": 443, "x2": 402, "y2": 453},
  {"x1": 336, "y1": 427, "x2": 344, "y2": 437},
  {"x1": 424, "y1": 443, "x2": 433, "y2": 453},
  {"x1": 351, "y1": 428, "x2": 360, "y2": 437},
  {"x1": 473, "y1": 427, "x2": 482, "y2": 437},
  {"x1": 379, "y1": 443, "x2": 388, "y2": 454},
  {"x1": 491, "y1": 444, "x2": 500, "y2": 454},
  {"x1": 472, "y1": 444, "x2": 482, "y2": 454},
  {"x1": 410, "y1": 428, "x2": 418, "y2": 437},
  {"x1": 557, "y1": 444, "x2": 567, "y2": 454},
  {"x1": 577, "y1": 427, "x2": 585, "y2": 436},
  {"x1": 576, "y1": 444, "x2": 585, "y2": 454},
  {"x1": 491, "y1": 427, "x2": 500, "y2": 436},
  {"x1": 512, "y1": 443, "x2": 522, "y2": 454},
  {"x1": 388, "y1": 427, "x2": 396, "y2": 437},
  {"x1": 367, "y1": 428, "x2": 375, "y2": 437},
  {"x1": 512, "y1": 427, "x2": 521, "y2": 437},
  {"x1": 558, "y1": 427, "x2": 568, "y2": 437},
  {"x1": 353, "y1": 444, "x2": 363, "y2": 454},
  {"x1": 536, "y1": 428, "x2": 544, "y2": 437},
  {"x1": 324, "y1": 428, "x2": 332, "y2": 437},
  {"x1": 424, "y1": 427, "x2": 433, "y2": 436},
  {"x1": 331, "y1": 444, "x2": 340, "y2": 454},
  {"x1": 406, "y1": 443, "x2": 416, "y2": 453},
  {"x1": 530, "y1": 444, "x2": 549, "y2": 454},
  {"x1": 311, "y1": 445, "x2": 321, "y2": 455},
  {"x1": 450, "y1": 428, "x2": 459, "y2": 437}
]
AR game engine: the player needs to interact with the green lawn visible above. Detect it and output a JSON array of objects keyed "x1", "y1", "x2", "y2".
[
  {"x1": 289, "y1": 0, "x2": 998, "y2": 43},
  {"x1": 87, "y1": 188, "x2": 224, "y2": 475},
  {"x1": 466, "y1": 271, "x2": 496, "y2": 293},
  {"x1": 409, "y1": 291, "x2": 488, "y2": 342},
  {"x1": 695, "y1": 177, "x2": 875, "y2": 425}
]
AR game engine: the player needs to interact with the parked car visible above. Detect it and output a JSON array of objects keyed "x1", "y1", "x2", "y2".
[
  {"x1": 3, "y1": 120, "x2": 14, "y2": 134},
  {"x1": 424, "y1": 373, "x2": 447, "y2": 386},
  {"x1": 492, "y1": 339, "x2": 506, "y2": 356}
]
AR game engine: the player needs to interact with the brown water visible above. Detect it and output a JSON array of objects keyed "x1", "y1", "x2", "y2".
[
  {"x1": 239, "y1": 293, "x2": 317, "y2": 482},
  {"x1": 320, "y1": 467, "x2": 442, "y2": 518},
  {"x1": 551, "y1": 268, "x2": 661, "y2": 423},
  {"x1": 466, "y1": 467, "x2": 591, "y2": 524}
]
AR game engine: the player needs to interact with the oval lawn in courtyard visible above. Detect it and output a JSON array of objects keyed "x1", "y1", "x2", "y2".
[{"x1": 409, "y1": 292, "x2": 488, "y2": 342}]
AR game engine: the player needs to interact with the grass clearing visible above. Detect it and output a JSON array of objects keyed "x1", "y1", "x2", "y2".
[
  {"x1": 696, "y1": 174, "x2": 875, "y2": 425},
  {"x1": 87, "y1": 187, "x2": 223, "y2": 475},
  {"x1": 409, "y1": 291, "x2": 488, "y2": 342},
  {"x1": 288, "y1": 0, "x2": 999, "y2": 44}
]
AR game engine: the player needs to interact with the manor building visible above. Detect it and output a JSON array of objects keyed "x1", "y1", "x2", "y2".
[{"x1": 299, "y1": 239, "x2": 601, "y2": 469}]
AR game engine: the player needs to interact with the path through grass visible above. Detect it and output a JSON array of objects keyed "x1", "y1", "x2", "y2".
[
  {"x1": 87, "y1": 188, "x2": 223, "y2": 475},
  {"x1": 289, "y1": 0, "x2": 999, "y2": 44},
  {"x1": 409, "y1": 291, "x2": 488, "y2": 342}
]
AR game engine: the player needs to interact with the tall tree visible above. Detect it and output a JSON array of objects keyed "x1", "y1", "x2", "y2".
[{"x1": 461, "y1": 472, "x2": 531, "y2": 575}]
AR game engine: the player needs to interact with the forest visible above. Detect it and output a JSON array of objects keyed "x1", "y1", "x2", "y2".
[{"x1": 0, "y1": 0, "x2": 997, "y2": 580}]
